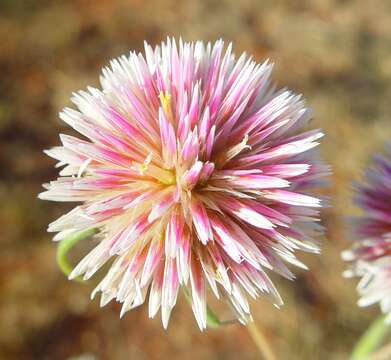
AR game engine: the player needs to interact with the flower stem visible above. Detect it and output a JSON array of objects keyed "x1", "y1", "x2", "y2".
[
  {"x1": 351, "y1": 315, "x2": 390, "y2": 360},
  {"x1": 246, "y1": 320, "x2": 276, "y2": 360},
  {"x1": 56, "y1": 228, "x2": 97, "y2": 280}
]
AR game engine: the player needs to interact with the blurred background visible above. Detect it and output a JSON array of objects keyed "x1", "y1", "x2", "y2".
[{"x1": 1, "y1": 0, "x2": 391, "y2": 359}]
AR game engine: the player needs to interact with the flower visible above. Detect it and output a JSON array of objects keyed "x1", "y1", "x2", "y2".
[
  {"x1": 343, "y1": 144, "x2": 391, "y2": 321},
  {"x1": 39, "y1": 38, "x2": 328, "y2": 330}
]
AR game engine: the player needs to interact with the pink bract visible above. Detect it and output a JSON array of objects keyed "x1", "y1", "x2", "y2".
[{"x1": 40, "y1": 38, "x2": 328, "y2": 329}]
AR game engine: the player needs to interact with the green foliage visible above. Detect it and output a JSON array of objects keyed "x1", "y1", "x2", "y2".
[{"x1": 56, "y1": 228, "x2": 97, "y2": 281}]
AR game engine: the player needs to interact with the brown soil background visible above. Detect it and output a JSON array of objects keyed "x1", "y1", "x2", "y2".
[{"x1": 1, "y1": 1, "x2": 391, "y2": 359}]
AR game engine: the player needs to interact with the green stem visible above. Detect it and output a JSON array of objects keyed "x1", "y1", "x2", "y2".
[
  {"x1": 246, "y1": 320, "x2": 276, "y2": 360},
  {"x1": 56, "y1": 228, "x2": 97, "y2": 281},
  {"x1": 351, "y1": 315, "x2": 390, "y2": 360}
]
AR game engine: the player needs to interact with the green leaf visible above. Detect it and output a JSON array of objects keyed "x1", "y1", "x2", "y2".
[
  {"x1": 56, "y1": 228, "x2": 97, "y2": 281},
  {"x1": 206, "y1": 306, "x2": 221, "y2": 328},
  {"x1": 182, "y1": 287, "x2": 221, "y2": 328}
]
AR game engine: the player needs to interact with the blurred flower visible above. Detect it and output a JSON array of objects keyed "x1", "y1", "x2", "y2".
[
  {"x1": 39, "y1": 38, "x2": 328, "y2": 330},
  {"x1": 343, "y1": 145, "x2": 391, "y2": 321}
]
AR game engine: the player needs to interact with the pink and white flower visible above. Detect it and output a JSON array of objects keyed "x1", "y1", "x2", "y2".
[
  {"x1": 343, "y1": 145, "x2": 391, "y2": 321},
  {"x1": 40, "y1": 39, "x2": 328, "y2": 329}
]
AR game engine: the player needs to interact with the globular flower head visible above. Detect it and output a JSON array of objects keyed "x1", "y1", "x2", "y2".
[
  {"x1": 40, "y1": 38, "x2": 328, "y2": 330},
  {"x1": 343, "y1": 145, "x2": 391, "y2": 321}
]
